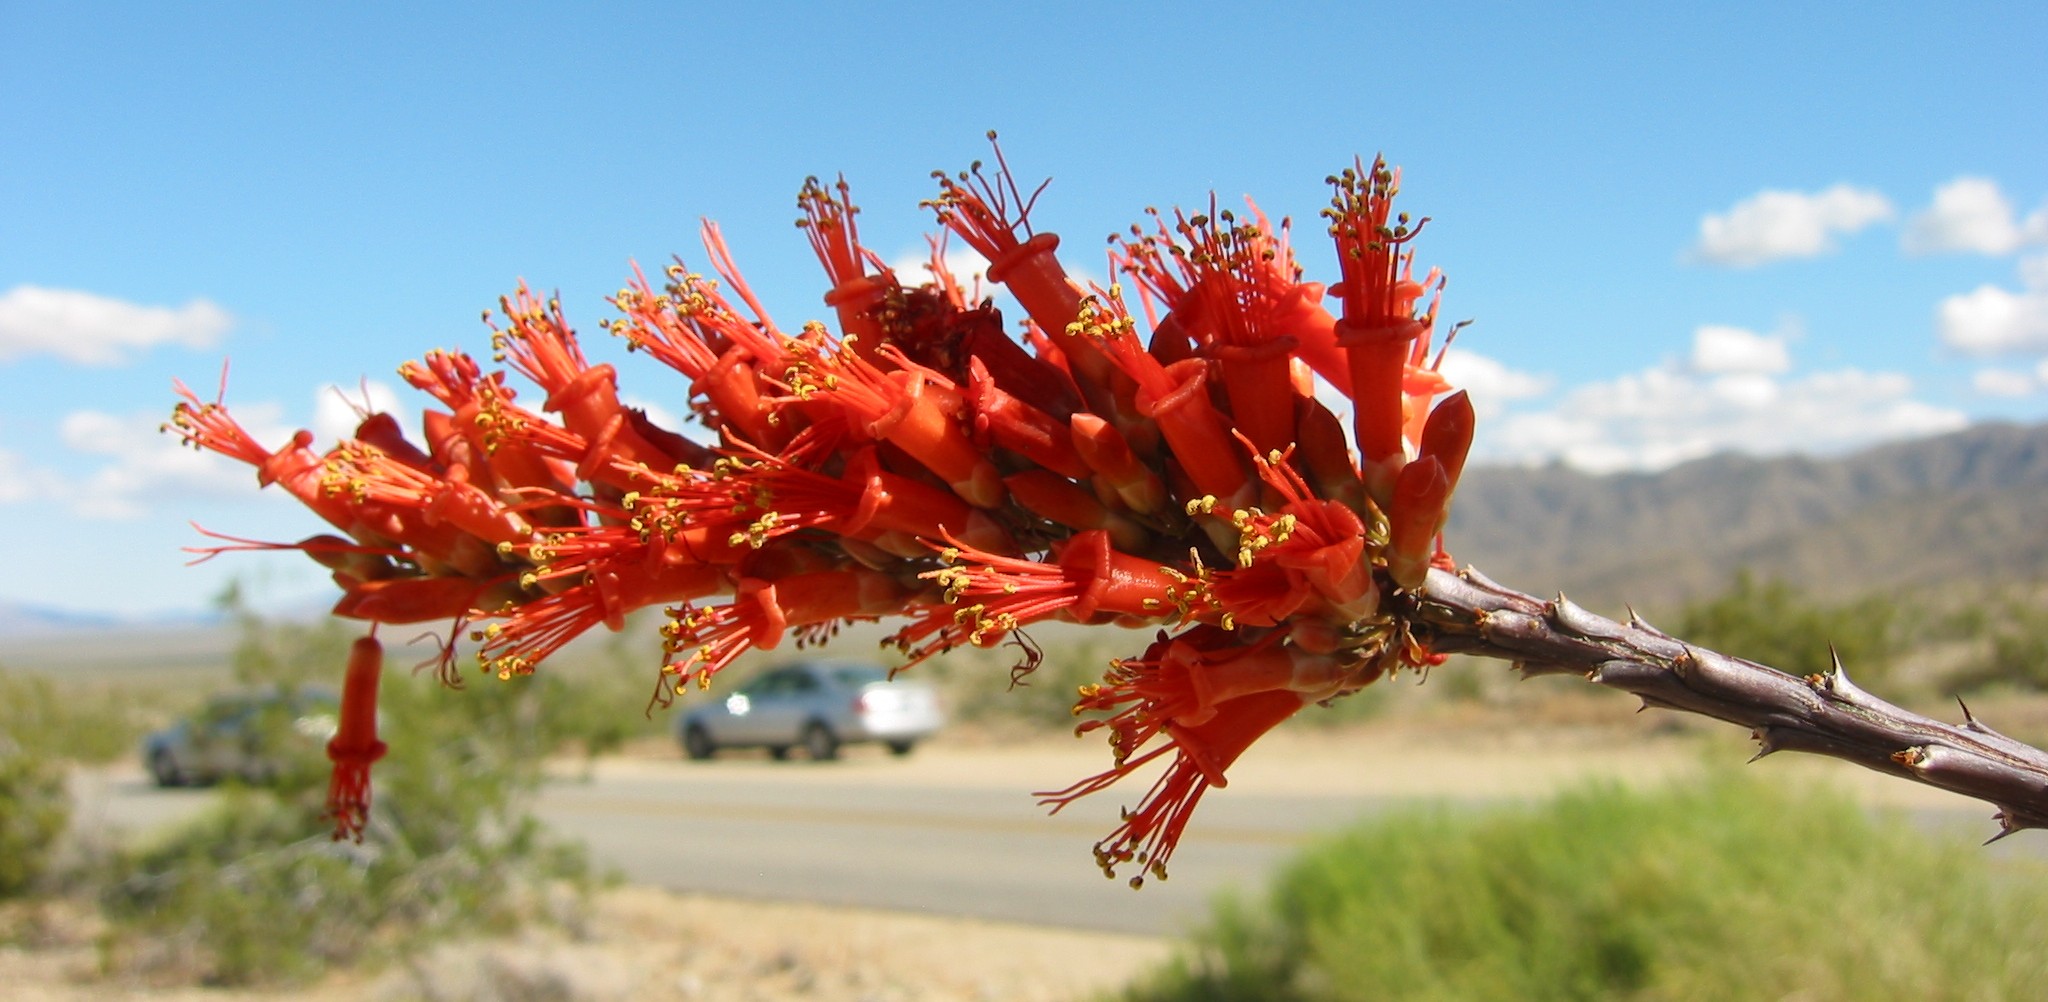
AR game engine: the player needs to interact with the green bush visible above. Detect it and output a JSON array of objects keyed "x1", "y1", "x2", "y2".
[
  {"x1": 1943, "y1": 593, "x2": 2048, "y2": 693},
  {"x1": 1123, "y1": 771, "x2": 2048, "y2": 1001},
  {"x1": 1673, "y1": 571, "x2": 1898, "y2": 684},
  {"x1": 96, "y1": 611, "x2": 595, "y2": 987},
  {"x1": 0, "y1": 668, "x2": 149, "y2": 764},
  {"x1": 0, "y1": 736, "x2": 69, "y2": 899}
]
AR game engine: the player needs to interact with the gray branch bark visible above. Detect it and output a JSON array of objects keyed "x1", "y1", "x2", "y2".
[{"x1": 1408, "y1": 565, "x2": 2048, "y2": 841}]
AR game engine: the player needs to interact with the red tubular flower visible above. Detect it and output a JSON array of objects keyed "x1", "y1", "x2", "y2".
[
  {"x1": 965, "y1": 358, "x2": 1091, "y2": 479},
  {"x1": 1043, "y1": 686, "x2": 1307, "y2": 887},
  {"x1": 608, "y1": 263, "x2": 798, "y2": 452},
  {"x1": 1001, "y1": 470, "x2": 1148, "y2": 553},
  {"x1": 798, "y1": 174, "x2": 894, "y2": 358},
  {"x1": 661, "y1": 569, "x2": 909, "y2": 689},
  {"x1": 1417, "y1": 390, "x2": 1475, "y2": 497},
  {"x1": 331, "y1": 574, "x2": 508, "y2": 625},
  {"x1": 1384, "y1": 456, "x2": 1450, "y2": 592},
  {"x1": 168, "y1": 386, "x2": 373, "y2": 539},
  {"x1": 1325, "y1": 157, "x2": 1438, "y2": 507},
  {"x1": 1116, "y1": 203, "x2": 1320, "y2": 455},
  {"x1": 831, "y1": 449, "x2": 1013, "y2": 555},
  {"x1": 1293, "y1": 393, "x2": 1368, "y2": 512},
  {"x1": 490, "y1": 285, "x2": 696, "y2": 483},
  {"x1": 327, "y1": 634, "x2": 389, "y2": 843},
  {"x1": 903, "y1": 529, "x2": 1215, "y2": 656},
  {"x1": 1070, "y1": 631, "x2": 1354, "y2": 763},
  {"x1": 790, "y1": 339, "x2": 1005, "y2": 508},
  {"x1": 321, "y1": 442, "x2": 535, "y2": 552},
  {"x1": 927, "y1": 136, "x2": 1129, "y2": 422},
  {"x1": 1384, "y1": 390, "x2": 1475, "y2": 591},
  {"x1": 1069, "y1": 413, "x2": 1168, "y2": 516},
  {"x1": 477, "y1": 559, "x2": 728, "y2": 680},
  {"x1": 399, "y1": 351, "x2": 580, "y2": 500},
  {"x1": 927, "y1": 144, "x2": 1079, "y2": 349}
]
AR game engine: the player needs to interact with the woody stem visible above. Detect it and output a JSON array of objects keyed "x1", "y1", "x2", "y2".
[{"x1": 1407, "y1": 564, "x2": 2048, "y2": 841}]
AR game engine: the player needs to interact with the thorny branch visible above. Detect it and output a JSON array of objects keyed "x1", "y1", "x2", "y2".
[{"x1": 1410, "y1": 564, "x2": 2048, "y2": 842}]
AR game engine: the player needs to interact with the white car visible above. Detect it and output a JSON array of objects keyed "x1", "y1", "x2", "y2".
[{"x1": 676, "y1": 661, "x2": 943, "y2": 761}]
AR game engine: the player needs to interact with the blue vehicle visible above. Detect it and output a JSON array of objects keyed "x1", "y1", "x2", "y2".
[{"x1": 676, "y1": 661, "x2": 943, "y2": 761}]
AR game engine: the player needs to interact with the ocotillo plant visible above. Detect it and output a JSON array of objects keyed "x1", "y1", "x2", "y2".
[{"x1": 169, "y1": 136, "x2": 2048, "y2": 879}]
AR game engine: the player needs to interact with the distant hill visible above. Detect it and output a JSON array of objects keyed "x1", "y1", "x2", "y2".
[
  {"x1": 1445, "y1": 421, "x2": 2048, "y2": 615},
  {"x1": 0, "y1": 600, "x2": 217, "y2": 639}
]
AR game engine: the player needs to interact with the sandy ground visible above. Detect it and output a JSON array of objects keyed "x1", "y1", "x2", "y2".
[{"x1": 1, "y1": 886, "x2": 1169, "y2": 1002}]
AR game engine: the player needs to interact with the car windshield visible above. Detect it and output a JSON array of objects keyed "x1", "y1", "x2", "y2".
[{"x1": 827, "y1": 665, "x2": 890, "y2": 688}]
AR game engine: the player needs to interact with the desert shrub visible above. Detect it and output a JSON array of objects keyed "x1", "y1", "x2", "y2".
[
  {"x1": 0, "y1": 668, "x2": 150, "y2": 764},
  {"x1": 0, "y1": 735, "x2": 69, "y2": 899},
  {"x1": 96, "y1": 610, "x2": 595, "y2": 987},
  {"x1": 1942, "y1": 592, "x2": 2048, "y2": 693},
  {"x1": 1123, "y1": 771, "x2": 2048, "y2": 1002},
  {"x1": 1672, "y1": 571, "x2": 1898, "y2": 684},
  {"x1": 1986, "y1": 614, "x2": 2048, "y2": 690}
]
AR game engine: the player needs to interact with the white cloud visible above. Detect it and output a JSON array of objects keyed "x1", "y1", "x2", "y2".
[
  {"x1": 1436, "y1": 348, "x2": 1552, "y2": 419},
  {"x1": 1972, "y1": 368, "x2": 2037, "y2": 397},
  {"x1": 1937, "y1": 254, "x2": 2048, "y2": 355},
  {"x1": 1474, "y1": 360, "x2": 1964, "y2": 473},
  {"x1": 0, "y1": 446, "x2": 63, "y2": 504},
  {"x1": 0, "y1": 285, "x2": 231, "y2": 365},
  {"x1": 1689, "y1": 324, "x2": 1791, "y2": 375},
  {"x1": 1689, "y1": 185, "x2": 1894, "y2": 267},
  {"x1": 1903, "y1": 177, "x2": 2048, "y2": 256}
]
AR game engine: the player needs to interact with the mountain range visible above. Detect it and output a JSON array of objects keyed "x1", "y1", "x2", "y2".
[{"x1": 1445, "y1": 420, "x2": 2048, "y2": 615}]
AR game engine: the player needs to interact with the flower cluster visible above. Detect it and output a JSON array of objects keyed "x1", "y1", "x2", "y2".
[{"x1": 168, "y1": 137, "x2": 1473, "y2": 878}]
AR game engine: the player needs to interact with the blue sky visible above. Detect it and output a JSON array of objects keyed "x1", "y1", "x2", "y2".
[{"x1": 3, "y1": 1, "x2": 2045, "y2": 617}]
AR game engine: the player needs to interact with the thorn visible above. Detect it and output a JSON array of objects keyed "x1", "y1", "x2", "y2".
[
  {"x1": 1985, "y1": 813, "x2": 2024, "y2": 845},
  {"x1": 1958, "y1": 695, "x2": 1981, "y2": 728},
  {"x1": 1635, "y1": 696, "x2": 1653, "y2": 713},
  {"x1": 1748, "y1": 727, "x2": 1778, "y2": 762},
  {"x1": 1806, "y1": 649, "x2": 1874, "y2": 705}
]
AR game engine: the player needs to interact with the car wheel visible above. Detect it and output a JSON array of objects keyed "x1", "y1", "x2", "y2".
[
  {"x1": 767, "y1": 745, "x2": 791, "y2": 761},
  {"x1": 801, "y1": 722, "x2": 840, "y2": 761},
  {"x1": 150, "y1": 749, "x2": 186, "y2": 788},
  {"x1": 885, "y1": 740, "x2": 915, "y2": 757},
  {"x1": 682, "y1": 725, "x2": 717, "y2": 761}
]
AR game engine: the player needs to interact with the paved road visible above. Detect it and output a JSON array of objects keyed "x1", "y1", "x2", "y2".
[
  {"x1": 69, "y1": 738, "x2": 2039, "y2": 937},
  {"x1": 534, "y1": 758, "x2": 1399, "y2": 936},
  {"x1": 69, "y1": 745, "x2": 1427, "y2": 936}
]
